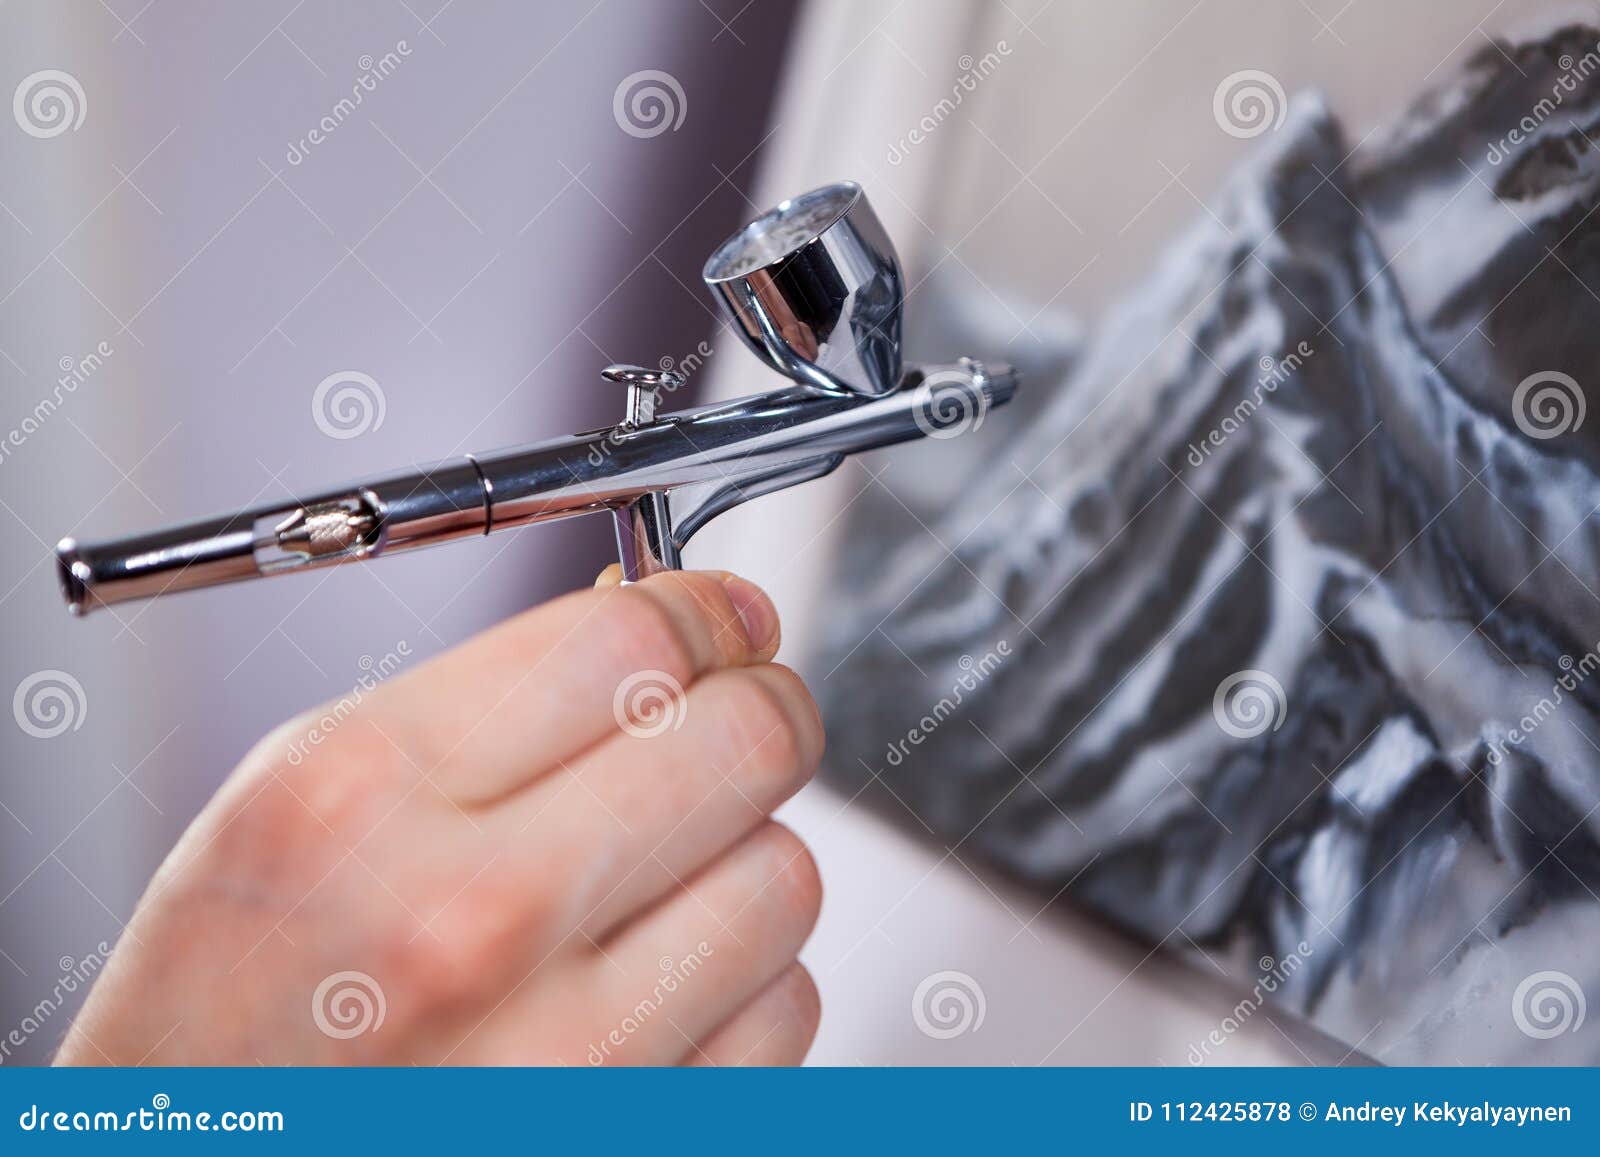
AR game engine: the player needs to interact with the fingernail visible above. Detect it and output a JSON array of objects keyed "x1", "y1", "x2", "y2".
[{"x1": 722, "y1": 575, "x2": 779, "y2": 654}]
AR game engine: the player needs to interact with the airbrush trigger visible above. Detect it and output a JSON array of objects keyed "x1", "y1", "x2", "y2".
[
  {"x1": 601, "y1": 363, "x2": 684, "y2": 428},
  {"x1": 600, "y1": 363, "x2": 685, "y2": 581}
]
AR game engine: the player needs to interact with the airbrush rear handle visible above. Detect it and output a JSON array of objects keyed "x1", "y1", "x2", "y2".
[{"x1": 56, "y1": 361, "x2": 1017, "y2": 616}]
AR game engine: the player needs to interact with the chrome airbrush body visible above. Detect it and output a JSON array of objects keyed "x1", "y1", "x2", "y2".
[{"x1": 56, "y1": 182, "x2": 1018, "y2": 615}]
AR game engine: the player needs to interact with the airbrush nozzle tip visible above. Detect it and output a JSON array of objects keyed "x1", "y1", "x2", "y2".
[{"x1": 55, "y1": 537, "x2": 90, "y2": 617}]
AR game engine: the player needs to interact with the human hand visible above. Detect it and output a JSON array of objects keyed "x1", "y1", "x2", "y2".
[{"x1": 56, "y1": 570, "x2": 824, "y2": 1065}]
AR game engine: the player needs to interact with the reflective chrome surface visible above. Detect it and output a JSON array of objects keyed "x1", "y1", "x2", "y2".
[
  {"x1": 704, "y1": 181, "x2": 903, "y2": 398},
  {"x1": 56, "y1": 182, "x2": 1016, "y2": 614}
]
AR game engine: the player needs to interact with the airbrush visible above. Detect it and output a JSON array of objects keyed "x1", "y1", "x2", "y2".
[{"x1": 55, "y1": 182, "x2": 1018, "y2": 615}]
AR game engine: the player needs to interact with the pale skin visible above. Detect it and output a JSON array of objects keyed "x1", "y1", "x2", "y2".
[{"x1": 55, "y1": 568, "x2": 824, "y2": 1066}]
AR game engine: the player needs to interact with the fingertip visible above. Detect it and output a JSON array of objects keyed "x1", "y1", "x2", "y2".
[
  {"x1": 719, "y1": 574, "x2": 780, "y2": 659},
  {"x1": 595, "y1": 564, "x2": 624, "y2": 589},
  {"x1": 788, "y1": 962, "x2": 822, "y2": 1039},
  {"x1": 627, "y1": 570, "x2": 782, "y2": 669},
  {"x1": 740, "y1": 663, "x2": 825, "y2": 776}
]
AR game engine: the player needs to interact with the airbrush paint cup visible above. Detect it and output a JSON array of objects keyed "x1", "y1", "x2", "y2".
[{"x1": 703, "y1": 181, "x2": 904, "y2": 398}]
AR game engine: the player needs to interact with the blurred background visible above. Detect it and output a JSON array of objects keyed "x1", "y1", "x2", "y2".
[{"x1": 0, "y1": 0, "x2": 1566, "y2": 1065}]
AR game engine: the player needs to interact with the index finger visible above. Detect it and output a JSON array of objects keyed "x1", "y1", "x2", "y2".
[{"x1": 355, "y1": 569, "x2": 782, "y2": 805}]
